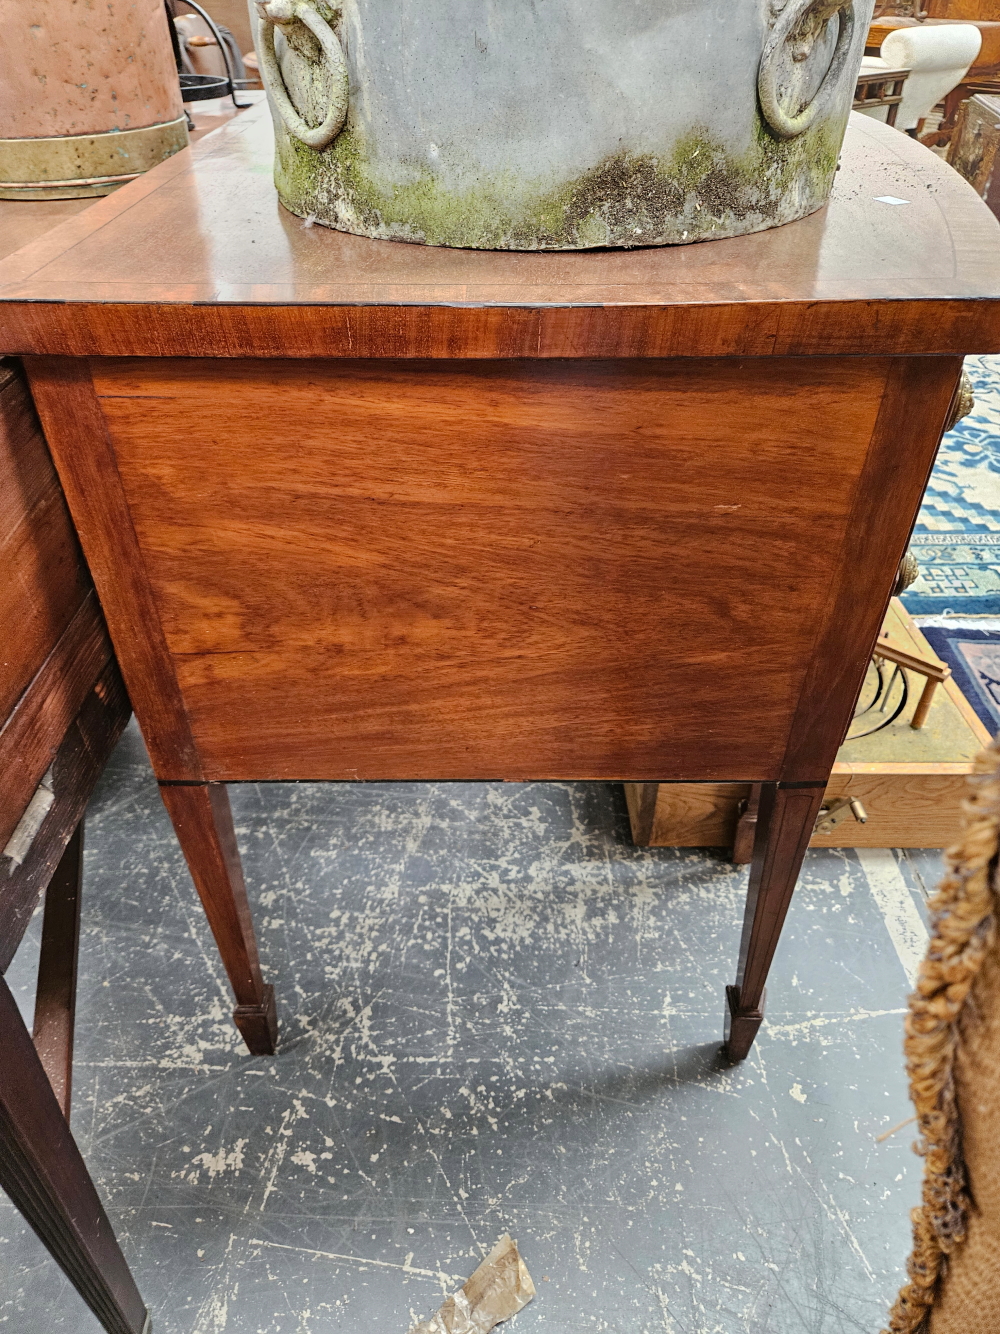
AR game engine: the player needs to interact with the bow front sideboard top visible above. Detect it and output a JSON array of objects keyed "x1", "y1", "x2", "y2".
[{"x1": 2, "y1": 103, "x2": 998, "y2": 1060}]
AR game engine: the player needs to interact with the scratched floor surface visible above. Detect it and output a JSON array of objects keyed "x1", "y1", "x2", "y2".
[{"x1": 1, "y1": 722, "x2": 937, "y2": 1334}]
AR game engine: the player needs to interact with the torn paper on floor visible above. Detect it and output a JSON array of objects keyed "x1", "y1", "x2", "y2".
[{"x1": 408, "y1": 1234, "x2": 536, "y2": 1334}]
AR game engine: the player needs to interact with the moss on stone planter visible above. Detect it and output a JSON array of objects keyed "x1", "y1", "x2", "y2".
[{"x1": 273, "y1": 109, "x2": 845, "y2": 251}]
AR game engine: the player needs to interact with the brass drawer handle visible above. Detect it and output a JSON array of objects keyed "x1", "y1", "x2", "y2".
[
  {"x1": 256, "y1": 0, "x2": 348, "y2": 150},
  {"x1": 944, "y1": 368, "x2": 975, "y2": 434},
  {"x1": 758, "y1": 0, "x2": 857, "y2": 140}
]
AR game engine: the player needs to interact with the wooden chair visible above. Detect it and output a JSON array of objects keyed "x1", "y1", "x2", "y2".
[
  {"x1": 878, "y1": 23, "x2": 982, "y2": 131},
  {"x1": 854, "y1": 60, "x2": 912, "y2": 125},
  {"x1": 0, "y1": 358, "x2": 148, "y2": 1334},
  {"x1": 866, "y1": 14, "x2": 1000, "y2": 146}
]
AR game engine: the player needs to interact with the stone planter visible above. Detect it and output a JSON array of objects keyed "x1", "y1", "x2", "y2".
[{"x1": 251, "y1": 0, "x2": 874, "y2": 249}]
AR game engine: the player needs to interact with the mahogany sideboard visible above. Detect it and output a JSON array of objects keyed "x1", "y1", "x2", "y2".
[{"x1": 1, "y1": 104, "x2": 998, "y2": 1063}]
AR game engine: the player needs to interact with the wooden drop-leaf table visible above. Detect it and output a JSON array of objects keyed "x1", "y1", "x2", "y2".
[{"x1": 2, "y1": 105, "x2": 998, "y2": 1062}]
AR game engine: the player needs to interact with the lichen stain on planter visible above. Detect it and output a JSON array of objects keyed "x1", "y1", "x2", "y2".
[
  {"x1": 253, "y1": 0, "x2": 870, "y2": 250},
  {"x1": 273, "y1": 113, "x2": 844, "y2": 250}
]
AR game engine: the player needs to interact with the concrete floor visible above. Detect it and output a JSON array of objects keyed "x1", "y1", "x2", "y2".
[{"x1": 1, "y1": 721, "x2": 940, "y2": 1334}]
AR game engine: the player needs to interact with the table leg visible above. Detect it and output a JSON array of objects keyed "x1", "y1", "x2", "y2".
[
  {"x1": 0, "y1": 976, "x2": 149, "y2": 1334},
  {"x1": 158, "y1": 782, "x2": 277, "y2": 1055},
  {"x1": 725, "y1": 781, "x2": 826, "y2": 1061},
  {"x1": 32, "y1": 822, "x2": 84, "y2": 1121}
]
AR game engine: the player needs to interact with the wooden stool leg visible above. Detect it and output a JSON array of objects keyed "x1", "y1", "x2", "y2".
[
  {"x1": 33, "y1": 822, "x2": 84, "y2": 1121},
  {"x1": 725, "y1": 781, "x2": 826, "y2": 1061},
  {"x1": 910, "y1": 676, "x2": 939, "y2": 731},
  {"x1": 158, "y1": 783, "x2": 277, "y2": 1055},
  {"x1": 0, "y1": 976, "x2": 150, "y2": 1334}
]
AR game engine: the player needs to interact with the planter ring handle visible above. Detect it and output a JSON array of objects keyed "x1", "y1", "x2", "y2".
[
  {"x1": 758, "y1": 0, "x2": 856, "y2": 139},
  {"x1": 255, "y1": 0, "x2": 348, "y2": 150}
]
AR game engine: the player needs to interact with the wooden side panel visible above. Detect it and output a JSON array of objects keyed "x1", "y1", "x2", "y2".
[
  {"x1": 623, "y1": 783, "x2": 660, "y2": 845},
  {"x1": 0, "y1": 362, "x2": 91, "y2": 722},
  {"x1": 628, "y1": 600, "x2": 991, "y2": 850},
  {"x1": 645, "y1": 782, "x2": 752, "y2": 847},
  {"x1": 0, "y1": 658, "x2": 129, "y2": 973},
  {"x1": 812, "y1": 771, "x2": 970, "y2": 848},
  {"x1": 23, "y1": 357, "x2": 202, "y2": 781},
  {"x1": 93, "y1": 355, "x2": 890, "y2": 781},
  {"x1": 779, "y1": 356, "x2": 964, "y2": 781},
  {"x1": 0, "y1": 593, "x2": 114, "y2": 850},
  {"x1": 629, "y1": 772, "x2": 974, "y2": 850}
]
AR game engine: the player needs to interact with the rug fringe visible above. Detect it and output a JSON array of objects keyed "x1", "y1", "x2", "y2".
[{"x1": 883, "y1": 736, "x2": 1000, "y2": 1333}]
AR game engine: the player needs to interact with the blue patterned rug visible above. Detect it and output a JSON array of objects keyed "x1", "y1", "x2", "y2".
[
  {"x1": 900, "y1": 354, "x2": 1000, "y2": 617},
  {"x1": 918, "y1": 627, "x2": 1000, "y2": 736}
]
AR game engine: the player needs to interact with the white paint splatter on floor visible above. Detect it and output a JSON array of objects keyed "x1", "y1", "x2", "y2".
[
  {"x1": 0, "y1": 724, "x2": 928, "y2": 1334},
  {"x1": 856, "y1": 849, "x2": 930, "y2": 988}
]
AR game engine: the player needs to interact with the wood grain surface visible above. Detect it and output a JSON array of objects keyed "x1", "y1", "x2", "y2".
[
  {"x1": 156, "y1": 782, "x2": 277, "y2": 1054},
  {"x1": 0, "y1": 592, "x2": 114, "y2": 851},
  {"x1": 737, "y1": 784, "x2": 828, "y2": 1009},
  {"x1": 812, "y1": 772, "x2": 976, "y2": 847},
  {"x1": 627, "y1": 601, "x2": 994, "y2": 850},
  {"x1": 778, "y1": 355, "x2": 963, "y2": 780},
  {"x1": 89, "y1": 353, "x2": 897, "y2": 782},
  {"x1": 0, "y1": 362, "x2": 90, "y2": 724},
  {"x1": 0, "y1": 973, "x2": 148, "y2": 1334},
  {"x1": 630, "y1": 773, "x2": 982, "y2": 850},
  {"x1": 0, "y1": 107, "x2": 999, "y2": 359},
  {"x1": 625, "y1": 781, "x2": 750, "y2": 847},
  {"x1": 31, "y1": 823, "x2": 83, "y2": 1122},
  {"x1": 23, "y1": 357, "x2": 202, "y2": 781},
  {"x1": 0, "y1": 659, "x2": 129, "y2": 982}
]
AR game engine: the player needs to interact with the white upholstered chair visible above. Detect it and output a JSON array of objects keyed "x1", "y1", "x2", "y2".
[{"x1": 858, "y1": 25, "x2": 981, "y2": 132}]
